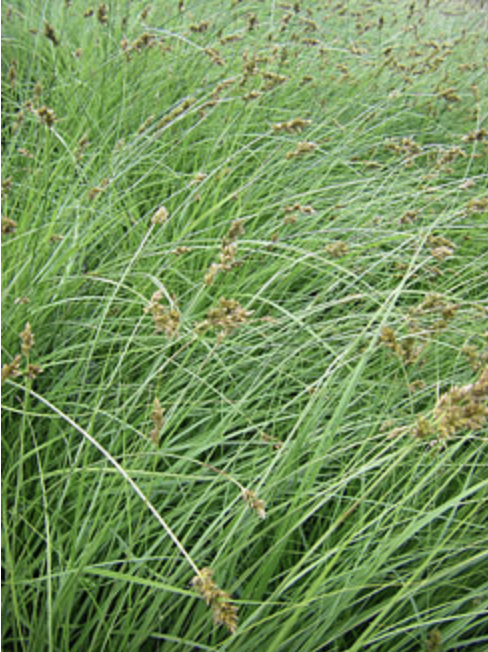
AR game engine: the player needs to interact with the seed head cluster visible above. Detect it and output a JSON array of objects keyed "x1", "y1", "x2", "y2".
[
  {"x1": 197, "y1": 297, "x2": 253, "y2": 338},
  {"x1": 191, "y1": 568, "x2": 238, "y2": 634},
  {"x1": 144, "y1": 291, "x2": 180, "y2": 337}
]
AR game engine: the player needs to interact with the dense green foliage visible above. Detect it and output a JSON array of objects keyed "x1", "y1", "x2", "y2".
[{"x1": 2, "y1": 0, "x2": 488, "y2": 650}]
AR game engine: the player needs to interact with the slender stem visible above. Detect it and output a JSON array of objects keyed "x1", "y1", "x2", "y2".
[{"x1": 10, "y1": 381, "x2": 200, "y2": 576}]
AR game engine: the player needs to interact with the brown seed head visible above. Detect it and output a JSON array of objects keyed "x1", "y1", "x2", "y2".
[
  {"x1": 242, "y1": 489, "x2": 266, "y2": 518},
  {"x1": 151, "y1": 206, "x2": 169, "y2": 225},
  {"x1": 20, "y1": 322, "x2": 34, "y2": 357},
  {"x1": 192, "y1": 568, "x2": 238, "y2": 633},
  {"x1": 36, "y1": 106, "x2": 57, "y2": 128},
  {"x1": 150, "y1": 398, "x2": 165, "y2": 444},
  {"x1": 1, "y1": 355, "x2": 22, "y2": 385},
  {"x1": 97, "y1": 3, "x2": 109, "y2": 25},
  {"x1": 2, "y1": 216, "x2": 17, "y2": 235},
  {"x1": 44, "y1": 21, "x2": 60, "y2": 46}
]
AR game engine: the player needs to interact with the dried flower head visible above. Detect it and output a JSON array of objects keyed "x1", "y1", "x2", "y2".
[
  {"x1": 438, "y1": 87, "x2": 460, "y2": 103},
  {"x1": 150, "y1": 398, "x2": 165, "y2": 444},
  {"x1": 380, "y1": 326, "x2": 421, "y2": 364},
  {"x1": 144, "y1": 291, "x2": 180, "y2": 337},
  {"x1": 76, "y1": 133, "x2": 90, "y2": 161},
  {"x1": 36, "y1": 106, "x2": 57, "y2": 128},
  {"x1": 325, "y1": 241, "x2": 348, "y2": 258},
  {"x1": 97, "y1": 3, "x2": 109, "y2": 25},
  {"x1": 399, "y1": 209, "x2": 419, "y2": 225},
  {"x1": 242, "y1": 90, "x2": 262, "y2": 101},
  {"x1": 44, "y1": 21, "x2": 60, "y2": 46},
  {"x1": 220, "y1": 33, "x2": 243, "y2": 45},
  {"x1": 262, "y1": 71, "x2": 287, "y2": 90},
  {"x1": 139, "y1": 5, "x2": 151, "y2": 20},
  {"x1": 2, "y1": 178, "x2": 13, "y2": 199},
  {"x1": 190, "y1": 20, "x2": 209, "y2": 33},
  {"x1": 285, "y1": 203, "x2": 316, "y2": 215},
  {"x1": 247, "y1": 13, "x2": 258, "y2": 30},
  {"x1": 151, "y1": 206, "x2": 169, "y2": 225},
  {"x1": 20, "y1": 323, "x2": 34, "y2": 357},
  {"x1": 172, "y1": 246, "x2": 193, "y2": 255},
  {"x1": 138, "y1": 114, "x2": 154, "y2": 134},
  {"x1": 204, "y1": 221, "x2": 245, "y2": 285},
  {"x1": 224, "y1": 219, "x2": 245, "y2": 244},
  {"x1": 242, "y1": 489, "x2": 266, "y2": 518},
  {"x1": 33, "y1": 81, "x2": 43, "y2": 102},
  {"x1": 412, "y1": 415, "x2": 434, "y2": 439},
  {"x1": 132, "y1": 32, "x2": 156, "y2": 52},
  {"x1": 286, "y1": 141, "x2": 317, "y2": 159},
  {"x1": 430, "y1": 246, "x2": 454, "y2": 261},
  {"x1": 192, "y1": 568, "x2": 238, "y2": 634},
  {"x1": 273, "y1": 118, "x2": 312, "y2": 134},
  {"x1": 434, "y1": 366, "x2": 488, "y2": 439},
  {"x1": 2, "y1": 216, "x2": 17, "y2": 235},
  {"x1": 204, "y1": 263, "x2": 221, "y2": 287},
  {"x1": 197, "y1": 297, "x2": 253, "y2": 338},
  {"x1": 1, "y1": 355, "x2": 22, "y2": 384},
  {"x1": 7, "y1": 59, "x2": 17, "y2": 88},
  {"x1": 462, "y1": 128, "x2": 487, "y2": 143},
  {"x1": 425, "y1": 627, "x2": 442, "y2": 652},
  {"x1": 204, "y1": 47, "x2": 224, "y2": 66},
  {"x1": 26, "y1": 364, "x2": 43, "y2": 380},
  {"x1": 191, "y1": 172, "x2": 207, "y2": 185},
  {"x1": 466, "y1": 197, "x2": 488, "y2": 214},
  {"x1": 219, "y1": 242, "x2": 238, "y2": 268},
  {"x1": 156, "y1": 98, "x2": 195, "y2": 130}
]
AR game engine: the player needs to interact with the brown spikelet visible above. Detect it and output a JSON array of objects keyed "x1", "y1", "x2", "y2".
[
  {"x1": 286, "y1": 141, "x2": 317, "y2": 159},
  {"x1": 150, "y1": 398, "x2": 165, "y2": 444},
  {"x1": 151, "y1": 206, "x2": 169, "y2": 225},
  {"x1": 273, "y1": 118, "x2": 311, "y2": 134},
  {"x1": 26, "y1": 364, "x2": 43, "y2": 380},
  {"x1": 44, "y1": 21, "x2": 60, "y2": 46},
  {"x1": 192, "y1": 568, "x2": 238, "y2": 634},
  {"x1": 190, "y1": 20, "x2": 209, "y2": 33},
  {"x1": 2, "y1": 178, "x2": 13, "y2": 199},
  {"x1": 196, "y1": 298, "x2": 253, "y2": 338},
  {"x1": 8, "y1": 59, "x2": 18, "y2": 88},
  {"x1": 96, "y1": 3, "x2": 109, "y2": 25},
  {"x1": 20, "y1": 323, "x2": 34, "y2": 357},
  {"x1": 36, "y1": 106, "x2": 57, "y2": 128},
  {"x1": 434, "y1": 366, "x2": 488, "y2": 439},
  {"x1": 1, "y1": 355, "x2": 22, "y2": 385},
  {"x1": 325, "y1": 241, "x2": 348, "y2": 258},
  {"x1": 242, "y1": 489, "x2": 266, "y2": 519},
  {"x1": 144, "y1": 291, "x2": 180, "y2": 337},
  {"x1": 2, "y1": 216, "x2": 17, "y2": 235}
]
